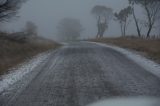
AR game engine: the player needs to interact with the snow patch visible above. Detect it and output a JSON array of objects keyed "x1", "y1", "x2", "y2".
[
  {"x1": 0, "y1": 52, "x2": 51, "y2": 93},
  {"x1": 93, "y1": 42, "x2": 160, "y2": 78},
  {"x1": 88, "y1": 97, "x2": 159, "y2": 106}
]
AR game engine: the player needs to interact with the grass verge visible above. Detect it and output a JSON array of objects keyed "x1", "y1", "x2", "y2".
[
  {"x1": 0, "y1": 34, "x2": 60, "y2": 75},
  {"x1": 90, "y1": 37, "x2": 160, "y2": 63}
]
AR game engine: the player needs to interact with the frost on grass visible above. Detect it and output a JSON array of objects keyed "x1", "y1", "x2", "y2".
[
  {"x1": 0, "y1": 52, "x2": 51, "y2": 93},
  {"x1": 93, "y1": 42, "x2": 160, "y2": 78}
]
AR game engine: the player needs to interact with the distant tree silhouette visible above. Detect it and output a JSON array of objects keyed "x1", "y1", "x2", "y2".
[
  {"x1": 57, "y1": 18, "x2": 83, "y2": 41},
  {"x1": 115, "y1": 6, "x2": 132, "y2": 36},
  {"x1": 91, "y1": 5, "x2": 113, "y2": 38},
  {"x1": 25, "y1": 21, "x2": 38, "y2": 36}
]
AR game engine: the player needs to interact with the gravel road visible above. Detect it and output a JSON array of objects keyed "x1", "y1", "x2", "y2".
[{"x1": 1, "y1": 42, "x2": 160, "y2": 106}]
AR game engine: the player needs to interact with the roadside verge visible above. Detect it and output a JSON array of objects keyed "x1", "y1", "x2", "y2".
[{"x1": 90, "y1": 41, "x2": 160, "y2": 79}]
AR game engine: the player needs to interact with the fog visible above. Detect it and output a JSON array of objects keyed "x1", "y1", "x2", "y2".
[{"x1": 2, "y1": 0, "x2": 158, "y2": 40}]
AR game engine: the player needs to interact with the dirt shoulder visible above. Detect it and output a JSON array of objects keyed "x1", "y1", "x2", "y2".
[
  {"x1": 0, "y1": 33, "x2": 60, "y2": 75},
  {"x1": 90, "y1": 37, "x2": 160, "y2": 64}
]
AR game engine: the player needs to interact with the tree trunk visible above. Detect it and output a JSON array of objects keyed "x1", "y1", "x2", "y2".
[
  {"x1": 132, "y1": 7, "x2": 141, "y2": 37},
  {"x1": 96, "y1": 27, "x2": 100, "y2": 38},
  {"x1": 123, "y1": 27, "x2": 126, "y2": 37},
  {"x1": 96, "y1": 16, "x2": 107, "y2": 38},
  {"x1": 100, "y1": 29, "x2": 104, "y2": 38},
  {"x1": 123, "y1": 21, "x2": 127, "y2": 36},
  {"x1": 120, "y1": 23, "x2": 124, "y2": 36},
  {"x1": 147, "y1": 25, "x2": 152, "y2": 38},
  {"x1": 145, "y1": 5, "x2": 152, "y2": 38},
  {"x1": 96, "y1": 16, "x2": 101, "y2": 38},
  {"x1": 100, "y1": 24, "x2": 106, "y2": 38}
]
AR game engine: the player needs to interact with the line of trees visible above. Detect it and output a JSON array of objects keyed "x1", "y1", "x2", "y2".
[
  {"x1": 114, "y1": 6, "x2": 132, "y2": 37},
  {"x1": 129, "y1": 0, "x2": 160, "y2": 38},
  {"x1": 91, "y1": 0, "x2": 160, "y2": 38},
  {"x1": 0, "y1": 0, "x2": 159, "y2": 40}
]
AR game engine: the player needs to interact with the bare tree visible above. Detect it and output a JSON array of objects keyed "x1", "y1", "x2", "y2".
[
  {"x1": 115, "y1": 6, "x2": 132, "y2": 36},
  {"x1": 0, "y1": 0, "x2": 26, "y2": 22},
  {"x1": 91, "y1": 5, "x2": 113, "y2": 38},
  {"x1": 129, "y1": 0, "x2": 160, "y2": 38},
  {"x1": 129, "y1": 2, "x2": 142, "y2": 37},
  {"x1": 157, "y1": 6, "x2": 160, "y2": 38},
  {"x1": 159, "y1": 21, "x2": 160, "y2": 37},
  {"x1": 57, "y1": 18, "x2": 83, "y2": 41},
  {"x1": 25, "y1": 21, "x2": 38, "y2": 36}
]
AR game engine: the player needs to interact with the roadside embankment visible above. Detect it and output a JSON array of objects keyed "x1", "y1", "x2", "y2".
[
  {"x1": 90, "y1": 37, "x2": 160, "y2": 63},
  {"x1": 0, "y1": 33, "x2": 60, "y2": 75}
]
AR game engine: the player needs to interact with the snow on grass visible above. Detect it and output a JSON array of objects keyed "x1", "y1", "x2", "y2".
[
  {"x1": 0, "y1": 52, "x2": 51, "y2": 93},
  {"x1": 93, "y1": 42, "x2": 160, "y2": 78},
  {"x1": 87, "y1": 97, "x2": 159, "y2": 106}
]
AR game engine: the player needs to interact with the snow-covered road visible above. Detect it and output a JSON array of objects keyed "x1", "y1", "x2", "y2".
[
  {"x1": 0, "y1": 51, "x2": 52, "y2": 93},
  {"x1": 0, "y1": 42, "x2": 160, "y2": 106}
]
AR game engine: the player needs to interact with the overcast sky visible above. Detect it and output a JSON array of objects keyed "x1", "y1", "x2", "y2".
[{"x1": 2, "y1": 0, "x2": 158, "y2": 40}]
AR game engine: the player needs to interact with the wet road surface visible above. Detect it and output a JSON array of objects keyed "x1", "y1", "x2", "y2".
[{"x1": 1, "y1": 42, "x2": 160, "y2": 106}]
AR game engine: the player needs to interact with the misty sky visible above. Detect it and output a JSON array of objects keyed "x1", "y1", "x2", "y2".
[{"x1": 2, "y1": 0, "x2": 158, "y2": 40}]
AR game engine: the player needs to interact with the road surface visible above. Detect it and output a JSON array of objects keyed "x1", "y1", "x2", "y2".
[{"x1": 1, "y1": 42, "x2": 160, "y2": 106}]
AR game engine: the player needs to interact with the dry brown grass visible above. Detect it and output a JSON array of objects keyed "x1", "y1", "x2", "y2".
[
  {"x1": 90, "y1": 37, "x2": 160, "y2": 63},
  {"x1": 0, "y1": 34, "x2": 60, "y2": 75}
]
